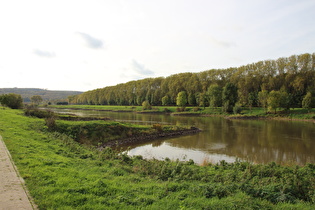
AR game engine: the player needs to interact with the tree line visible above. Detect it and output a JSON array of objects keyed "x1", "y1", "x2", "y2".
[{"x1": 70, "y1": 53, "x2": 315, "y2": 112}]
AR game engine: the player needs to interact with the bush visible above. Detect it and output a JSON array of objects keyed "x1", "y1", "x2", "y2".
[
  {"x1": 176, "y1": 107, "x2": 185, "y2": 112},
  {"x1": 56, "y1": 102, "x2": 69, "y2": 105},
  {"x1": 233, "y1": 104, "x2": 242, "y2": 114},
  {"x1": 142, "y1": 101, "x2": 152, "y2": 110},
  {"x1": 152, "y1": 124, "x2": 163, "y2": 132},
  {"x1": 0, "y1": 93, "x2": 23, "y2": 109},
  {"x1": 193, "y1": 107, "x2": 201, "y2": 112},
  {"x1": 45, "y1": 117, "x2": 57, "y2": 131},
  {"x1": 24, "y1": 107, "x2": 55, "y2": 118},
  {"x1": 163, "y1": 108, "x2": 171, "y2": 112}
]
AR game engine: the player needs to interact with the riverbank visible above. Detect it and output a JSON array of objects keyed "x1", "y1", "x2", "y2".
[
  {"x1": 0, "y1": 108, "x2": 315, "y2": 209},
  {"x1": 48, "y1": 105, "x2": 315, "y2": 122}
]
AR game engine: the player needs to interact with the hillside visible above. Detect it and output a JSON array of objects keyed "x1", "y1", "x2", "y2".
[{"x1": 0, "y1": 88, "x2": 82, "y2": 102}]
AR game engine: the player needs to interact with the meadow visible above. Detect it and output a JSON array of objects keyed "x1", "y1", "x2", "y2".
[{"x1": 0, "y1": 107, "x2": 314, "y2": 209}]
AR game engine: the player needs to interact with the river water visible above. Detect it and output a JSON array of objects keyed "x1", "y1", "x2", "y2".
[{"x1": 52, "y1": 109, "x2": 315, "y2": 165}]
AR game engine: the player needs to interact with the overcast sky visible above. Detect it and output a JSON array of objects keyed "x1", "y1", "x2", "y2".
[{"x1": 0, "y1": 0, "x2": 314, "y2": 91}]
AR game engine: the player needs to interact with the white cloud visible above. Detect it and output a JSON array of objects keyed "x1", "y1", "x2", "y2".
[
  {"x1": 33, "y1": 49, "x2": 56, "y2": 58},
  {"x1": 131, "y1": 59, "x2": 154, "y2": 76},
  {"x1": 76, "y1": 32, "x2": 104, "y2": 49}
]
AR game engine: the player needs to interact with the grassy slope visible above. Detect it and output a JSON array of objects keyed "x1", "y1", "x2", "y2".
[{"x1": 0, "y1": 108, "x2": 314, "y2": 209}]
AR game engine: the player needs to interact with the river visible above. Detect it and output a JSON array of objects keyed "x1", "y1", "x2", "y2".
[{"x1": 51, "y1": 108, "x2": 315, "y2": 165}]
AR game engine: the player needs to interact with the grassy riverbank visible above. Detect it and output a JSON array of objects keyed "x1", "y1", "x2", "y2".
[
  {"x1": 49, "y1": 104, "x2": 315, "y2": 121},
  {"x1": 0, "y1": 108, "x2": 315, "y2": 209}
]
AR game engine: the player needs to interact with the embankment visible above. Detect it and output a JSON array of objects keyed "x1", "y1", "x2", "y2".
[{"x1": 100, "y1": 126, "x2": 201, "y2": 148}]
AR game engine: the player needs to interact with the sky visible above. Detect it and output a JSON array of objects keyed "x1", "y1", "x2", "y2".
[{"x1": 0, "y1": 0, "x2": 314, "y2": 92}]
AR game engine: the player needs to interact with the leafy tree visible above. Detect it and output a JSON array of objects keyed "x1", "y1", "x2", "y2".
[
  {"x1": 207, "y1": 84, "x2": 222, "y2": 108},
  {"x1": 302, "y1": 92, "x2": 313, "y2": 112},
  {"x1": 161, "y1": 95, "x2": 171, "y2": 106},
  {"x1": 195, "y1": 92, "x2": 207, "y2": 109},
  {"x1": 222, "y1": 83, "x2": 238, "y2": 112},
  {"x1": 176, "y1": 91, "x2": 187, "y2": 107},
  {"x1": 188, "y1": 93, "x2": 197, "y2": 106},
  {"x1": 267, "y1": 90, "x2": 288, "y2": 113},
  {"x1": 258, "y1": 90, "x2": 269, "y2": 114},
  {"x1": 31, "y1": 95, "x2": 43, "y2": 105},
  {"x1": 248, "y1": 92, "x2": 257, "y2": 111},
  {"x1": 0, "y1": 93, "x2": 23, "y2": 109},
  {"x1": 279, "y1": 91, "x2": 290, "y2": 111}
]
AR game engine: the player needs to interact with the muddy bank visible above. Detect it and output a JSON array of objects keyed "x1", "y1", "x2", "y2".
[{"x1": 100, "y1": 127, "x2": 201, "y2": 149}]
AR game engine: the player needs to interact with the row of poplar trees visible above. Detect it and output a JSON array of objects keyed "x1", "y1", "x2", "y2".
[{"x1": 70, "y1": 53, "x2": 315, "y2": 111}]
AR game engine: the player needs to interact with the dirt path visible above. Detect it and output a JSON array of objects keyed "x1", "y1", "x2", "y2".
[{"x1": 0, "y1": 136, "x2": 36, "y2": 210}]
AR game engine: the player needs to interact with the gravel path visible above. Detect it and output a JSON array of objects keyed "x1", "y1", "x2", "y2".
[{"x1": 0, "y1": 136, "x2": 36, "y2": 210}]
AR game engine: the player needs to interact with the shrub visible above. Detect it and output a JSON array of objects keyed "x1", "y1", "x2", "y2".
[
  {"x1": 163, "y1": 108, "x2": 171, "y2": 112},
  {"x1": 193, "y1": 107, "x2": 201, "y2": 112},
  {"x1": 176, "y1": 107, "x2": 185, "y2": 112},
  {"x1": 0, "y1": 93, "x2": 23, "y2": 109},
  {"x1": 142, "y1": 101, "x2": 152, "y2": 110},
  {"x1": 45, "y1": 117, "x2": 57, "y2": 131},
  {"x1": 24, "y1": 107, "x2": 55, "y2": 118},
  {"x1": 233, "y1": 104, "x2": 242, "y2": 114},
  {"x1": 152, "y1": 124, "x2": 163, "y2": 132}
]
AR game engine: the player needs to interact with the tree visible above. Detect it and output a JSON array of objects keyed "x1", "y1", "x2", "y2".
[
  {"x1": 188, "y1": 93, "x2": 196, "y2": 106},
  {"x1": 176, "y1": 91, "x2": 187, "y2": 107},
  {"x1": 31, "y1": 95, "x2": 43, "y2": 105},
  {"x1": 0, "y1": 93, "x2": 23, "y2": 109},
  {"x1": 258, "y1": 90, "x2": 269, "y2": 114},
  {"x1": 162, "y1": 95, "x2": 171, "y2": 106},
  {"x1": 207, "y1": 84, "x2": 222, "y2": 108},
  {"x1": 267, "y1": 90, "x2": 288, "y2": 113},
  {"x1": 302, "y1": 92, "x2": 313, "y2": 112},
  {"x1": 222, "y1": 83, "x2": 238, "y2": 112},
  {"x1": 248, "y1": 92, "x2": 257, "y2": 111},
  {"x1": 195, "y1": 92, "x2": 207, "y2": 109}
]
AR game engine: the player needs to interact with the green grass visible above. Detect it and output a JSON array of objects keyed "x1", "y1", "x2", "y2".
[{"x1": 0, "y1": 107, "x2": 315, "y2": 209}]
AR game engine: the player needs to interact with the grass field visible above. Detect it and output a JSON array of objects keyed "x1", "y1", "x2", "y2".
[{"x1": 0, "y1": 107, "x2": 314, "y2": 209}]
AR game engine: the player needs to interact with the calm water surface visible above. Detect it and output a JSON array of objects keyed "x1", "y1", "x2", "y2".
[{"x1": 52, "y1": 108, "x2": 315, "y2": 165}]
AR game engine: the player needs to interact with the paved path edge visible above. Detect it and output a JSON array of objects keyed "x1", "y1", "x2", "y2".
[{"x1": 0, "y1": 135, "x2": 37, "y2": 209}]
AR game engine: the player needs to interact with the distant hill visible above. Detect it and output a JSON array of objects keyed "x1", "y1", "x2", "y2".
[{"x1": 0, "y1": 88, "x2": 83, "y2": 103}]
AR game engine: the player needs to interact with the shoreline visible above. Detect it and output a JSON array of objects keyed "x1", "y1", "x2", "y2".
[
  {"x1": 49, "y1": 106, "x2": 315, "y2": 123},
  {"x1": 100, "y1": 127, "x2": 201, "y2": 149}
]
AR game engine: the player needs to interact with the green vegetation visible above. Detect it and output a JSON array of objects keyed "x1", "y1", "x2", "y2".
[
  {"x1": 31, "y1": 95, "x2": 43, "y2": 105},
  {"x1": 302, "y1": 92, "x2": 313, "y2": 112},
  {"x1": 176, "y1": 91, "x2": 188, "y2": 108},
  {"x1": 70, "y1": 53, "x2": 315, "y2": 114},
  {"x1": 142, "y1": 100, "x2": 152, "y2": 110},
  {"x1": 1, "y1": 108, "x2": 315, "y2": 209},
  {"x1": 0, "y1": 93, "x2": 23, "y2": 109}
]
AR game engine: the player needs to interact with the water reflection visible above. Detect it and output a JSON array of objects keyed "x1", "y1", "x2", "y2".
[{"x1": 51, "y1": 108, "x2": 315, "y2": 165}]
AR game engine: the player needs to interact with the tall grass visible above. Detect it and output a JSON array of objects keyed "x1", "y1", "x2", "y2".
[{"x1": 0, "y1": 107, "x2": 314, "y2": 209}]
